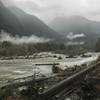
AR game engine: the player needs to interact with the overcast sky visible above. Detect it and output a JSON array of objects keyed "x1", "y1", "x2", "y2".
[{"x1": 1, "y1": 0, "x2": 100, "y2": 23}]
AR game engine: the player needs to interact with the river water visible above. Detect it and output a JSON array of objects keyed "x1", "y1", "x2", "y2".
[{"x1": 0, "y1": 52, "x2": 99, "y2": 86}]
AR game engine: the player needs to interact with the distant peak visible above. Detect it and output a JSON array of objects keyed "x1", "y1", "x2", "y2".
[
  {"x1": 52, "y1": 15, "x2": 88, "y2": 22},
  {"x1": 69, "y1": 15, "x2": 88, "y2": 21},
  {"x1": 70, "y1": 15, "x2": 84, "y2": 18}
]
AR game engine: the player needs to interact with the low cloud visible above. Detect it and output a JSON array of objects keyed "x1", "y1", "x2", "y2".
[
  {"x1": 67, "y1": 41, "x2": 85, "y2": 45},
  {"x1": 66, "y1": 32, "x2": 86, "y2": 40},
  {"x1": 0, "y1": 30, "x2": 51, "y2": 44}
]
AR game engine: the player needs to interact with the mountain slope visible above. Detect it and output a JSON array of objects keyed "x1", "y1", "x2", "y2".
[
  {"x1": 50, "y1": 16, "x2": 100, "y2": 49},
  {"x1": 0, "y1": 1, "x2": 60, "y2": 39},
  {"x1": 0, "y1": 1, "x2": 22, "y2": 36},
  {"x1": 50, "y1": 16, "x2": 100, "y2": 35}
]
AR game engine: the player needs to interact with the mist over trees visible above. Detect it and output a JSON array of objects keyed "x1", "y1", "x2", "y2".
[
  {"x1": 0, "y1": 40, "x2": 89, "y2": 57},
  {"x1": 0, "y1": 41, "x2": 66, "y2": 57}
]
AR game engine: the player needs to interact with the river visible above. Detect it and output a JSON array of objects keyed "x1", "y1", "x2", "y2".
[{"x1": 0, "y1": 52, "x2": 99, "y2": 86}]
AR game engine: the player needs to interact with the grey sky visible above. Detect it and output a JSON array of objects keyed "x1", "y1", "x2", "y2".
[{"x1": 1, "y1": 0, "x2": 100, "y2": 23}]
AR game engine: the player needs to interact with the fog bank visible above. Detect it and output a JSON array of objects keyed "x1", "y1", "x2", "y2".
[{"x1": 0, "y1": 31, "x2": 51, "y2": 44}]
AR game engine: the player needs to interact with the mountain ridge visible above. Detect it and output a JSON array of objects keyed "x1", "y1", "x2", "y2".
[
  {"x1": 50, "y1": 16, "x2": 100, "y2": 36},
  {"x1": 49, "y1": 16, "x2": 100, "y2": 49},
  {"x1": 0, "y1": 1, "x2": 61, "y2": 40}
]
